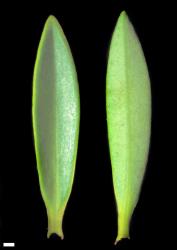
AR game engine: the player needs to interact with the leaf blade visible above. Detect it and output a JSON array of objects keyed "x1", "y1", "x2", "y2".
[
  {"x1": 32, "y1": 15, "x2": 80, "y2": 238},
  {"x1": 106, "y1": 11, "x2": 151, "y2": 243}
]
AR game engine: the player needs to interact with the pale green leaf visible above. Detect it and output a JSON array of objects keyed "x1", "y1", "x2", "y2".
[
  {"x1": 32, "y1": 15, "x2": 80, "y2": 239},
  {"x1": 106, "y1": 11, "x2": 151, "y2": 243}
]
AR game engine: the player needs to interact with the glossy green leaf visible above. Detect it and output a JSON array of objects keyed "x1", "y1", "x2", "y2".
[
  {"x1": 106, "y1": 11, "x2": 151, "y2": 243},
  {"x1": 32, "y1": 15, "x2": 80, "y2": 239}
]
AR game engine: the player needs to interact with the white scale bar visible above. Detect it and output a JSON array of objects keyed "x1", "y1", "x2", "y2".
[{"x1": 3, "y1": 243, "x2": 15, "y2": 247}]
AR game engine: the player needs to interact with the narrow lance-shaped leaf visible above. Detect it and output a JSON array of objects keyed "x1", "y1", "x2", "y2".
[
  {"x1": 106, "y1": 11, "x2": 151, "y2": 243},
  {"x1": 32, "y1": 15, "x2": 80, "y2": 239}
]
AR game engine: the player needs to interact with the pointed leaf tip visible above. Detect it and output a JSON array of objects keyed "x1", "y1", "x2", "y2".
[
  {"x1": 120, "y1": 10, "x2": 127, "y2": 18},
  {"x1": 46, "y1": 15, "x2": 58, "y2": 25},
  {"x1": 115, "y1": 10, "x2": 130, "y2": 29}
]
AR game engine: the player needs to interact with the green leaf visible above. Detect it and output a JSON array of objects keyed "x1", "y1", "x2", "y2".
[
  {"x1": 32, "y1": 15, "x2": 80, "y2": 239},
  {"x1": 106, "y1": 11, "x2": 151, "y2": 243}
]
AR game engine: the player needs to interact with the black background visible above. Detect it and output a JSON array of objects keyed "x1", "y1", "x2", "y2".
[{"x1": 1, "y1": 0, "x2": 174, "y2": 249}]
